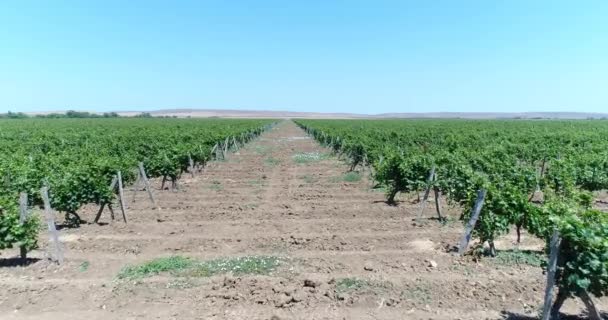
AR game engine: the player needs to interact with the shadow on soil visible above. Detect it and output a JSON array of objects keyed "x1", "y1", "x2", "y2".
[
  {"x1": 501, "y1": 311, "x2": 608, "y2": 320},
  {"x1": 56, "y1": 219, "x2": 89, "y2": 230},
  {"x1": 0, "y1": 257, "x2": 41, "y2": 267}
]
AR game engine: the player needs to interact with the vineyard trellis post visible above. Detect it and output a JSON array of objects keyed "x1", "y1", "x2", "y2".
[
  {"x1": 117, "y1": 171, "x2": 128, "y2": 223},
  {"x1": 94, "y1": 176, "x2": 118, "y2": 224},
  {"x1": 188, "y1": 154, "x2": 195, "y2": 178},
  {"x1": 542, "y1": 229, "x2": 602, "y2": 320},
  {"x1": 222, "y1": 137, "x2": 230, "y2": 159},
  {"x1": 457, "y1": 189, "x2": 487, "y2": 255},
  {"x1": 137, "y1": 162, "x2": 157, "y2": 208},
  {"x1": 416, "y1": 166, "x2": 436, "y2": 221},
  {"x1": 40, "y1": 186, "x2": 63, "y2": 264},
  {"x1": 211, "y1": 143, "x2": 220, "y2": 160},
  {"x1": 232, "y1": 136, "x2": 238, "y2": 150},
  {"x1": 18, "y1": 192, "x2": 28, "y2": 261},
  {"x1": 542, "y1": 229, "x2": 561, "y2": 320},
  {"x1": 432, "y1": 174, "x2": 443, "y2": 221},
  {"x1": 365, "y1": 155, "x2": 376, "y2": 188},
  {"x1": 196, "y1": 145, "x2": 205, "y2": 173},
  {"x1": 131, "y1": 172, "x2": 140, "y2": 203}
]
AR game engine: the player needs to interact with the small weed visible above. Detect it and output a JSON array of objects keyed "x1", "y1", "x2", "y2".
[
  {"x1": 117, "y1": 256, "x2": 282, "y2": 280},
  {"x1": 494, "y1": 249, "x2": 545, "y2": 267},
  {"x1": 300, "y1": 174, "x2": 316, "y2": 183},
  {"x1": 264, "y1": 157, "x2": 281, "y2": 167},
  {"x1": 209, "y1": 180, "x2": 223, "y2": 191},
  {"x1": 335, "y1": 277, "x2": 391, "y2": 294},
  {"x1": 79, "y1": 261, "x2": 90, "y2": 272},
  {"x1": 401, "y1": 284, "x2": 432, "y2": 304},
  {"x1": 343, "y1": 172, "x2": 362, "y2": 182},
  {"x1": 184, "y1": 256, "x2": 281, "y2": 277},
  {"x1": 330, "y1": 172, "x2": 362, "y2": 183},
  {"x1": 117, "y1": 256, "x2": 195, "y2": 279},
  {"x1": 335, "y1": 277, "x2": 369, "y2": 292}
]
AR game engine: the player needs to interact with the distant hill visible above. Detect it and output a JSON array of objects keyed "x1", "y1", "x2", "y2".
[
  {"x1": 25, "y1": 109, "x2": 608, "y2": 119},
  {"x1": 373, "y1": 112, "x2": 608, "y2": 119},
  {"x1": 118, "y1": 109, "x2": 608, "y2": 119}
]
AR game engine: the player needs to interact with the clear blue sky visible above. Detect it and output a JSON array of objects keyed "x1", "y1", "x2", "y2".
[{"x1": 1, "y1": 1, "x2": 607, "y2": 114}]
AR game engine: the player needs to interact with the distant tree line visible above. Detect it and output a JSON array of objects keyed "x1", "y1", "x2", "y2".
[{"x1": 0, "y1": 110, "x2": 175, "y2": 119}]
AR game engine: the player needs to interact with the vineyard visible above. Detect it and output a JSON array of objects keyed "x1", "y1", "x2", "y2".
[
  {"x1": 295, "y1": 119, "x2": 608, "y2": 319},
  {"x1": 0, "y1": 118, "x2": 606, "y2": 319},
  {"x1": 0, "y1": 118, "x2": 273, "y2": 251}
]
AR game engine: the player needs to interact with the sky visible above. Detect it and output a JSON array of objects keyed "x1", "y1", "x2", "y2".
[{"x1": 1, "y1": 1, "x2": 607, "y2": 114}]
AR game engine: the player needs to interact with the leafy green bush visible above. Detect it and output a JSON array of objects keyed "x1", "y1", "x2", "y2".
[
  {"x1": 554, "y1": 208, "x2": 608, "y2": 298},
  {"x1": 0, "y1": 197, "x2": 39, "y2": 253}
]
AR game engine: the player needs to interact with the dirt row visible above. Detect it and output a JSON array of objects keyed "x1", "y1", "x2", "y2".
[{"x1": 0, "y1": 121, "x2": 603, "y2": 319}]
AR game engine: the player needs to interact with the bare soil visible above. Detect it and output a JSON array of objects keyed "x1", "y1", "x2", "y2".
[{"x1": 0, "y1": 121, "x2": 605, "y2": 319}]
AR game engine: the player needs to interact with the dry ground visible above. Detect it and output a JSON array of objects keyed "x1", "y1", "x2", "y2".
[{"x1": 0, "y1": 121, "x2": 605, "y2": 320}]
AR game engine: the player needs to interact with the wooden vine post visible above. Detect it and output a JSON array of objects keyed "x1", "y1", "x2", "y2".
[
  {"x1": 541, "y1": 230, "x2": 561, "y2": 320},
  {"x1": 211, "y1": 143, "x2": 219, "y2": 160},
  {"x1": 40, "y1": 187, "x2": 63, "y2": 264},
  {"x1": 188, "y1": 154, "x2": 195, "y2": 178},
  {"x1": 432, "y1": 174, "x2": 443, "y2": 221},
  {"x1": 232, "y1": 136, "x2": 238, "y2": 150},
  {"x1": 541, "y1": 229, "x2": 602, "y2": 320},
  {"x1": 94, "y1": 176, "x2": 118, "y2": 224},
  {"x1": 416, "y1": 166, "x2": 436, "y2": 220},
  {"x1": 131, "y1": 171, "x2": 141, "y2": 203},
  {"x1": 457, "y1": 189, "x2": 487, "y2": 255},
  {"x1": 18, "y1": 192, "x2": 29, "y2": 261},
  {"x1": 223, "y1": 137, "x2": 230, "y2": 159},
  {"x1": 137, "y1": 162, "x2": 157, "y2": 208},
  {"x1": 117, "y1": 171, "x2": 128, "y2": 223}
]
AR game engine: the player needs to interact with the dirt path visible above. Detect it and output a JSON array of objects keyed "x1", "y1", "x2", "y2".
[{"x1": 0, "y1": 121, "x2": 600, "y2": 319}]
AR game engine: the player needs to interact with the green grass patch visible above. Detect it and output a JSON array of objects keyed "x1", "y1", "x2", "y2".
[
  {"x1": 494, "y1": 249, "x2": 545, "y2": 267},
  {"x1": 117, "y1": 255, "x2": 282, "y2": 280},
  {"x1": 184, "y1": 256, "x2": 281, "y2": 277},
  {"x1": 335, "y1": 277, "x2": 392, "y2": 294},
  {"x1": 117, "y1": 256, "x2": 195, "y2": 279}
]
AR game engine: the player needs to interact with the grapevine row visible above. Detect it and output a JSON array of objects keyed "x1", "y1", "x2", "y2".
[
  {"x1": 0, "y1": 118, "x2": 274, "y2": 256},
  {"x1": 295, "y1": 119, "x2": 608, "y2": 317}
]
